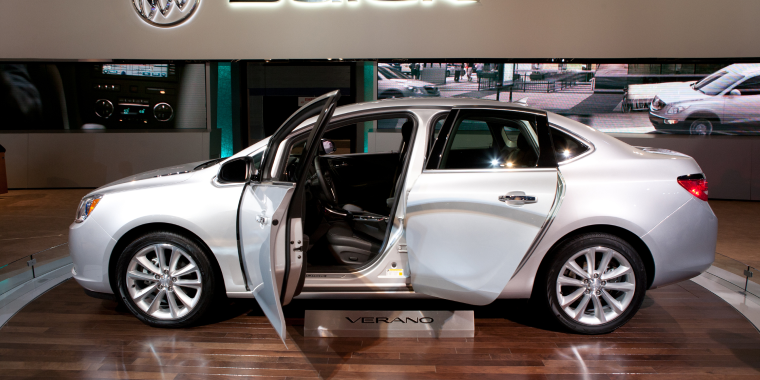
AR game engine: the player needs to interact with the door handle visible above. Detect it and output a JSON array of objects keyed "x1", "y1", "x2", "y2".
[{"x1": 499, "y1": 195, "x2": 537, "y2": 203}]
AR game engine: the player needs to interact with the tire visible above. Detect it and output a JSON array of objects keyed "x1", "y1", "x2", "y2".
[
  {"x1": 687, "y1": 118, "x2": 715, "y2": 135},
  {"x1": 540, "y1": 233, "x2": 647, "y2": 334},
  {"x1": 116, "y1": 231, "x2": 217, "y2": 328}
]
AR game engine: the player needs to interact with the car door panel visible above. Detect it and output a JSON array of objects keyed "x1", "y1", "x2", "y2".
[
  {"x1": 407, "y1": 108, "x2": 558, "y2": 306},
  {"x1": 406, "y1": 170, "x2": 558, "y2": 305},
  {"x1": 238, "y1": 183, "x2": 294, "y2": 342},
  {"x1": 238, "y1": 90, "x2": 341, "y2": 343}
]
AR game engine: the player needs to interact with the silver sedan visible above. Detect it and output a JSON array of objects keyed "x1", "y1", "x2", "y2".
[{"x1": 69, "y1": 93, "x2": 717, "y2": 339}]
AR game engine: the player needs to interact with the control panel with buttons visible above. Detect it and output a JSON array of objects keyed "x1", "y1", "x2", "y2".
[{"x1": 78, "y1": 63, "x2": 181, "y2": 129}]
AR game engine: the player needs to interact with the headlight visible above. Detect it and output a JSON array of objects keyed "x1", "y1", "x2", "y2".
[
  {"x1": 75, "y1": 194, "x2": 103, "y2": 223},
  {"x1": 666, "y1": 105, "x2": 689, "y2": 114},
  {"x1": 407, "y1": 86, "x2": 425, "y2": 94}
]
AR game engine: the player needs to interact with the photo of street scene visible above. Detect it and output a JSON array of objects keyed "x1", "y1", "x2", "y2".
[{"x1": 378, "y1": 62, "x2": 760, "y2": 135}]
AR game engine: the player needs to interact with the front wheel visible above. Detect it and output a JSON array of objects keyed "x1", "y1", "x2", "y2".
[
  {"x1": 688, "y1": 118, "x2": 714, "y2": 135},
  {"x1": 541, "y1": 233, "x2": 647, "y2": 334},
  {"x1": 116, "y1": 232, "x2": 217, "y2": 328}
]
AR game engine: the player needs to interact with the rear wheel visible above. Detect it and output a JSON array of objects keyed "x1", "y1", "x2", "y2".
[
  {"x1": 116, "y1": 232, "x2": 216, "y2": 328},
  {"x1": 541, "y1": 233, "x2": 647, "y2": 334}
]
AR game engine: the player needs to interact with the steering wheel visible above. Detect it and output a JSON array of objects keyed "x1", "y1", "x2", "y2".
[{"x1": 314, "y1": 157, "x2": 339, "y2": 206}]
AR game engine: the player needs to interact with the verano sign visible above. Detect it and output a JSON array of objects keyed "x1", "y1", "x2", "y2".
[{"x1": 135, "y1": 0, "x2": 478, "y2": 28}]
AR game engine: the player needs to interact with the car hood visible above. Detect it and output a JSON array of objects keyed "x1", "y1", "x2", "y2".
[
  {"x1": 655, "y1": 81, "x2": 713, "y2": 104},
  {"x1": 90, "y1": 160, "x2": 208, "y2": 196},
  {"x1": 388, "y1": 78, "x2": 436, "y2": 88}
]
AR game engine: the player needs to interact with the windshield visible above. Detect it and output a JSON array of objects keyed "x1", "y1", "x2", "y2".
[
  {"x1": 693, "y1": 70, "x2": 744, "y2": 96},
  {"x1": 378, "y1": 66, "x2": 408, "y2": 80}
]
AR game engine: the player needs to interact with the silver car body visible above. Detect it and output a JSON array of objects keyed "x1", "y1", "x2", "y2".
[
  {"x1": 650, "y1": 63, "x2": 760, "y2": 130},
  {"x1": 70, "y1": 98, "x2": 717, "y2": 336}
]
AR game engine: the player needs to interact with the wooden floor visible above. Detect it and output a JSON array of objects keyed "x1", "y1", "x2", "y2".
[{"x1": 0, "y1": 280, "x2": 759, "y2": 379}]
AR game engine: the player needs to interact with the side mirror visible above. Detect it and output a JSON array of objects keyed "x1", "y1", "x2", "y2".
[
  {"x1": 218, "y1": 157, "x2": 252, "y2": 183},
  {"x1": 321, "y1": 139, "x2": 336, "y2": 155},
  {"x1": 729, "y1": 89, "x2": 741, "y2": 96}
]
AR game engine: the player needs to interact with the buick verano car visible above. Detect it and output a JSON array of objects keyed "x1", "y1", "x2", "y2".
[{"x1": 70, "y1": 92, "x2": 717, "y2": 339}]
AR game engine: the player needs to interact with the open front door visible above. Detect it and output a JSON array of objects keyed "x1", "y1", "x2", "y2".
[
  {"x1": 406, "y1": 108, "x2": 560, "y2": 306},
  {"x1": 238, "y1": 91, "x2": 341, "y2": 342}
]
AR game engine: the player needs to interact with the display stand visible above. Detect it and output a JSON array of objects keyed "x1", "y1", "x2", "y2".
[{"x1": 304, "y1": 310, "x2": 474, "y2": 338}]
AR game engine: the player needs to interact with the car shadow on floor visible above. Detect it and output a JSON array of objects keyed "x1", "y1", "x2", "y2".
[{"x1": 200, "y1": 296, "x2": 564, "y2": 333}]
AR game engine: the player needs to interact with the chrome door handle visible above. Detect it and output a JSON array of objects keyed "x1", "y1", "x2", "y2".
[{"x1": 499, "y1": 195, "x2": 537, "y2": 203}]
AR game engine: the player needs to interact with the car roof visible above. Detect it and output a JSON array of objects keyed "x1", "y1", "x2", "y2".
[
  {"x1": 233, "y1": 98, "x2": 560, "y2": 159},
  {"x1": 330, "y1": 97, "x2": 544, "y2": 116}
]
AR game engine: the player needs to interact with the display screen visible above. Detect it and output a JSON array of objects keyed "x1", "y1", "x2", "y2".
[
  {"x1": 0, "y1": 62, "x2": 206, "y2": 131},
  {"x1": 378, "y1": 61, "x2": 760, "y2": 135},
  {"x1": 103, "y1": 64, "x2": 169, "y2": 77},
  {"x1": 117, "y1": 105, "x2": 149, "y2": 116}
]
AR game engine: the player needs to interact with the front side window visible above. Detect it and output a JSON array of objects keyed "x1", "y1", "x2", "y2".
[
  {"x1": 439, "y1": 114, "x2": 539, "y2": 169},
  {"x1": 734, "y1": 76, "x2": 760, "y2": 96}
]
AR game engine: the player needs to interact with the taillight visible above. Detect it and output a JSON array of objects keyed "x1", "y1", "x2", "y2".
[{"x1": 677, "y1": 174, "x2": 708, "y2": 201}]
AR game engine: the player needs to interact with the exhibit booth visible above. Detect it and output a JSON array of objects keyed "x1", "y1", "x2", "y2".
[{"x1": 1, "y1": 0, "x2": 760, "y2": 378}]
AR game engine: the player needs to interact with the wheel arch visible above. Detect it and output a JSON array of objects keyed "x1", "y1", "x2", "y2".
[
  {"x1": 107, "y1": 222, "x2": 225, "y2": 296},
  {"x1": 685, "y1": 110, "x2": 722, "y2": 125},
  {"x1": 534, "y1": 224, "x2": 656, "y2": 292}
]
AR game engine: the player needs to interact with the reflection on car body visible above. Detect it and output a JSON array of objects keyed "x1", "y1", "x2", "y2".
[
  {"x1": 69, "y1": 94, "x2": 717, "y2": 340},
  {"x1": 648, "y1": 63, "x2": 760, "y2": 135},
  {"x1": 377, "y1": 63, "x2": 440, "y2": 99}
]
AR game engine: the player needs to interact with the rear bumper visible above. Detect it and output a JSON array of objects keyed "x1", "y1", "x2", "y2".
[{"x1": 645, "y1": 197, "x2": 717, "y2": 288}]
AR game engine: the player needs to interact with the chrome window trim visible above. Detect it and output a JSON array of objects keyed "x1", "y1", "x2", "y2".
[
  {"x1": 549, "y1": 123, "x2": 596, "y2": 165},
  {"x1": 510, "y1": 170, "x2": 566, "y2": 278}
]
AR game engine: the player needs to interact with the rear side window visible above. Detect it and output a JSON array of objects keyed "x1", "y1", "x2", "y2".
[
  {"x1": 440, "y1": 115, "x2": 539, "y2": 169},
  {"x1": 550, "y1": 127, "x2": 590, "y2": 163}
]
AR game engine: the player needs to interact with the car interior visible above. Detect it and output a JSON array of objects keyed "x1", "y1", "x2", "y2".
[
  {"x1": 281, "y1": 117, "x2": 416, "y2": 273},
  {"x1": 439, "y1": 116, "x2": 540, "y2": 169}
]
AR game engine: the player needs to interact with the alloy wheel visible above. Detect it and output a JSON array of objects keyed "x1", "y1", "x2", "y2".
[
  {"x1": 126, "y1": 243, "x2": 203, "y2": 320},
  {"x1": 689, "y1": 119, "x2": 713, "y2": 135},
  {"x1": 555, "y1": 246, "x2": 636, "y2": 326}
]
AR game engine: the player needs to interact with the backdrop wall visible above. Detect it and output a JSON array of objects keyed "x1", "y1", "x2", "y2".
[
  {"x1": 1, "y1": 132, "x2": 210, "y2": 188},
  {"x1": 2, "y1": 0, "x2": 760, "y2": 60}
]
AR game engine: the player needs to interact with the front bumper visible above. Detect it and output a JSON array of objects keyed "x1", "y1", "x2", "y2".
[
  {"x1": 649, "y1": 112, "x2": 686, "y2": 130},
  {"x1": 69, "y1": 218, "x2": 117, "y2": 294}
]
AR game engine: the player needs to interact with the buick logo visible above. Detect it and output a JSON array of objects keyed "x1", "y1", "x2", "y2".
[{"x1": 133, "y1": 0, "x2": 200, "y2": 27}]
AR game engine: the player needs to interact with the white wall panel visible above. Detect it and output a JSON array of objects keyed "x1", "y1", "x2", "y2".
[{"x1": 1, "y1": 0, "x2": 760, "y2": 60}]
